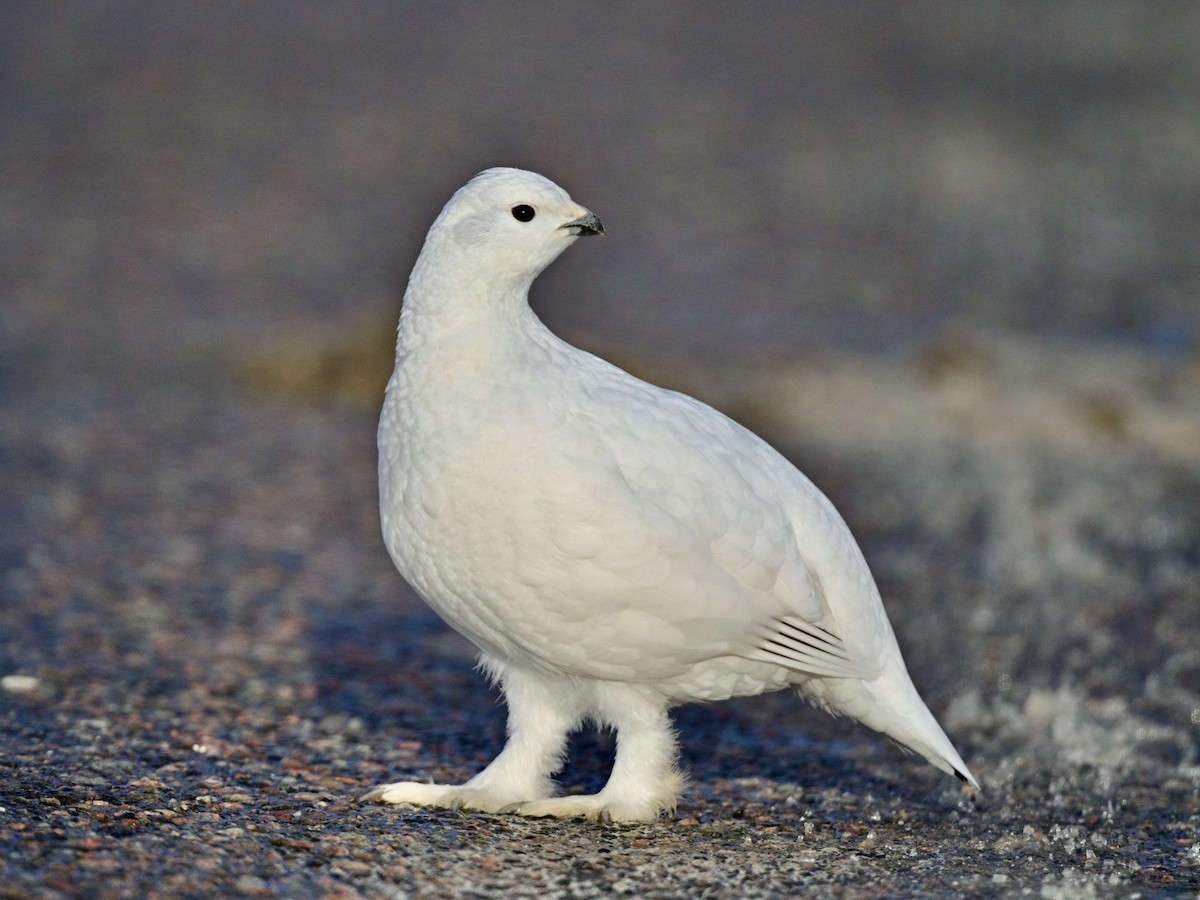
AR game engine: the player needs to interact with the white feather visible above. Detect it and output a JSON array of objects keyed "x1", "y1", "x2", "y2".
[{"x1": 365, "y1": 167, "x2": 978, "y2": 822}]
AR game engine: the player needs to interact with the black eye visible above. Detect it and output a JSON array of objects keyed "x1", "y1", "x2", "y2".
[{"x1": 511, "y1": 204, "x2": 536, "y2": 222}]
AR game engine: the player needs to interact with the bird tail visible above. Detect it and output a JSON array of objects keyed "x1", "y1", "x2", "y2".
[{"x1": 803, "y1": 657, "x2": 979, "y2": 790}]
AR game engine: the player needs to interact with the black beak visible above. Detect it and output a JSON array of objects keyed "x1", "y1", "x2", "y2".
[{"x1": 562, "y1": 211, "x2": 605, "y2": 237}]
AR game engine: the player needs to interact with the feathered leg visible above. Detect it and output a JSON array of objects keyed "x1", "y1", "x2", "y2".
[
  {"x1": 361, "y1": 659, "x2": 577, "y2": 812},
  {"x1": 507, "y1": 683, "x2": 683, "y2": 823}
]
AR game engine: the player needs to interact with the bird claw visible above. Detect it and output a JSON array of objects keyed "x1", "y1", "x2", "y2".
[{"x1": 357, "y1": 785, "x2": 389, "y2": 804}]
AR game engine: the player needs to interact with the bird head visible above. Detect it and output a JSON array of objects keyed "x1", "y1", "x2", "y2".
[{"x1": 424, "y1": 167, "x2": 604, "y2": 288}]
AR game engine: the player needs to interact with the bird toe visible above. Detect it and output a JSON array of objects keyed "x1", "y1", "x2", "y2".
[{"x1": 506, "y1": 794, "x2": 658, "y2": 823}]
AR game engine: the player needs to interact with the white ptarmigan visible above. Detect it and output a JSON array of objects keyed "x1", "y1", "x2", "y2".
[{"x1": 363, "y1": 167, "x2": 978, "y2": 822}]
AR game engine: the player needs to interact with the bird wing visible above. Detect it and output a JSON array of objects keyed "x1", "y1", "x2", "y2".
[
  {"x1": 745, "y1": 616, "x2": 869, "y2": 679},
  {"x1": 494, "y1": 354, "x2": 885, "y2": 683}
]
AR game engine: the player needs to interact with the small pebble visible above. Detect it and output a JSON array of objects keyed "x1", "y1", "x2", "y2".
[{"x1": 2, "y1": 675, "x2": 40, "y2": 694}]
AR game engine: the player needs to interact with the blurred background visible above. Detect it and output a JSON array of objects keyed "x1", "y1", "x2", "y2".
[
  {"x1": 4, "y1": 1, "x2": 1199, "y2": 391},
  {"x1": 1, "y1": 4, "x2": 1199, "y2": 890}
]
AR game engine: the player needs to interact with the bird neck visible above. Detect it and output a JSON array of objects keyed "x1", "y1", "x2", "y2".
[{"x1": 395, "y1": 241, "x2": 544, "y2": 360}]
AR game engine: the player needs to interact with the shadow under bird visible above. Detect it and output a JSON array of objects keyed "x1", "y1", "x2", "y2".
[{"x1": 363, "y1": 167, "x2": 978, "y2": 822}]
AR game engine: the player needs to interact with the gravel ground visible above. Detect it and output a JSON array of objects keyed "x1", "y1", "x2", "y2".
[{"x1": 2, "y1": 3, "x2": 1199, "y2": 897}]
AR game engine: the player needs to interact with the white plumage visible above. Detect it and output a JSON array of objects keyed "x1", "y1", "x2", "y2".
[{"x1": 363, "y1": 167, "x2": 978, "y2": 822}]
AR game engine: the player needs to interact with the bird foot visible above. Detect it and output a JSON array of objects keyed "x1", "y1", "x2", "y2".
[
  {"x1": 360, "y1": 781, "x2": 671, "y2": 823},
  {"x1": 501, "y1": 792, "x2": 668, "y2": 823},
  {"x1": 359, "y1": 780, "x2": 521, "y2": 814}
]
